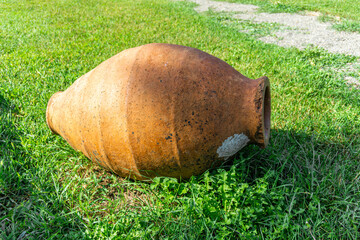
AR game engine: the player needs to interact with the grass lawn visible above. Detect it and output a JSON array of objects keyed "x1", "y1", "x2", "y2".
[{"x1": 1, "y1": 0, "x2": 359, "y2": 239}]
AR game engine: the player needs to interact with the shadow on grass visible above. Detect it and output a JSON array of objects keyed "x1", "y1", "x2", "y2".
[
  {"x1": 226, "y1": 126, "x2": 357, "y2": 184},
  {"x1": 0, "y1": 94, "x2": 85, "y2": 239},
  {"x1": 216, "y1": 127, "x2": 358, "y2": 183},
  {"x1": 173, "y1": 127, "x2": 359, "y2": 238}
]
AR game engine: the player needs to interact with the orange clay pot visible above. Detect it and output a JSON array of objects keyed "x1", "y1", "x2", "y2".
[{"x1": 46, "y1": 43, "x2": 270, "y2": 180}]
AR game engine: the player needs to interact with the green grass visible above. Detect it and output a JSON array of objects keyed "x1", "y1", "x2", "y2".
[
  {"x1": 333, "y1": 20, "x2": 360, "y2": 33},
  {"x1": 1, "y1": 0, "x2": 360, "y2": 239},
  {"x1": 217, "y1": 0, "x2": 360, "y2": 33}
]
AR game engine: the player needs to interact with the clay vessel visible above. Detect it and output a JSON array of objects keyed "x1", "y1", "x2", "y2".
[{"x1": 46, "y1": 43, "x2": 270, "y2": 180}]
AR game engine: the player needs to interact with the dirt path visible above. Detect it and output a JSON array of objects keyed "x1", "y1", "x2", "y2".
[{"x1": 178, "y1": 0, "x2": 360, "y2": 87}]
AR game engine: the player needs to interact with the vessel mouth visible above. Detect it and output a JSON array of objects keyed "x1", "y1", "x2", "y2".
[
  {"x1": 253, "y1": 76, "x2": 271, "y2": 148},
  {"x1": 263, "y1": 84, "x2": 271, "y2": 147}
]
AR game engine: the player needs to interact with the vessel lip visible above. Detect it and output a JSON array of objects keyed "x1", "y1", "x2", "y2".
[
  {"x1": 46, "y1": 91, "x2": 62, "y2": 135},
  {"x1": 256, "y1": 76, "x2": 271, "y2": 148}
]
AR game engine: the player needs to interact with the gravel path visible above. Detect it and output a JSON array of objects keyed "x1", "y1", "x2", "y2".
[
  {"x1": 187, "y1": 0, "x2": 360, "y2": 57},
  {"x1": 178, "y1": 0, "x2": 360, "y2": 87}
]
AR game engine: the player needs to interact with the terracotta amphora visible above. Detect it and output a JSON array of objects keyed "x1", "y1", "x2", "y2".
[{"x1": 46, "y1": 43, "x2": 270, "y2": 180}]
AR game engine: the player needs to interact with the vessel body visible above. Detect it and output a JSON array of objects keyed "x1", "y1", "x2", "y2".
[{"x1": 46, "y1": 43, "x2": 271, "y2": 180}]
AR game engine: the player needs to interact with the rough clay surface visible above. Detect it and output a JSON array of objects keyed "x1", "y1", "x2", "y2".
[
  {"x1": 176, "y1": 0, "x2": 360, "y2": 87},
  {"x1": 217, "y1": 133, "x2": 250, "y2": 160}
]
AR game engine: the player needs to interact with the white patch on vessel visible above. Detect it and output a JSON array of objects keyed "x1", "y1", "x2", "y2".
[{"x1": 217, "y1": 133, "x2": 250, "y2": 160}]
